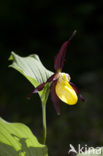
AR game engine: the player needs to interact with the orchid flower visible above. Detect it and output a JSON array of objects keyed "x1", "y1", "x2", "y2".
[{"x1": 32, "y1": 31, "x2": 85, "y2": 115}]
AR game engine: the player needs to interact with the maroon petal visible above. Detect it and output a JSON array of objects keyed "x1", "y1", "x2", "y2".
[
  {"x1": 27, "y1": 82, "x2": 45, "y2": 99},
  {"x1": 70, "y1": 82, "x2": 85, "y2": 102},
  {"x1": 50, "y1": 80, "x2": 61, "y2": 115},
  {"x1": 27, "y1": 74, "x2": 56, "y2": 99},
  {"x1": 54, "y1": 30, "x2": 77, "y2": 71},
  {"x1": 32, "y1": 82, "x2": 46, "y2": 93},
  {"x1": 33, "y1": 73, "x2": 56, "y2": 94},
  {"x1": 47, "y1": 73, "x2": 57, "y2": 82}
]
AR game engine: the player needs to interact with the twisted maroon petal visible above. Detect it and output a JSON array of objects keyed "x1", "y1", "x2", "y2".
[
  {"x1": 54, "y1": 30, "x2": 76, "y2": 71},
  {"x1": 69, "y1": 82, "x2": 85, "y2": 102},
  {"x1": 32, "y1": 83, "x2": 46, "y2": 93},
  {"x1": 33, "y1": 74, "x2": 56, "y2": 93},
  {"x1": 47, "y1": 73, "x2": 57, "y2": 82},
  {"x1": 27, "y1": 74, "x2": 56, "y2": 99},
  {"x1": 50, "y1": 80, "x2": 61, "y2": 115},
  {"x1": 27, "y1": 82, "x2": 45, "y2": 99}
]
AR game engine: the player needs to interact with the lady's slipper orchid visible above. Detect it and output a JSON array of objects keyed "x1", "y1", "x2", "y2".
[{"x1": 32, "y1": 31, "x2": 85, "y2": 115}]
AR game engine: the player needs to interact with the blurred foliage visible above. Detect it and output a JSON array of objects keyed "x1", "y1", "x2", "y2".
[{"x1": 0, "y1": 0, "x2": 103, "y2": 156}]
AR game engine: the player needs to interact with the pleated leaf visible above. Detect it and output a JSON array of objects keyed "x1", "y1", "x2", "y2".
[
  {"x1": 9, "y1": 52, "x2": 53, "y2": 104},
  {"x1": 0, "y1": 117, "x2": 48, "y2": 156}
]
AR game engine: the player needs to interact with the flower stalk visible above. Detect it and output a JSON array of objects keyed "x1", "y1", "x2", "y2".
[{"x1": 42, "y1": 102, "x2": 47, "y2": 144}]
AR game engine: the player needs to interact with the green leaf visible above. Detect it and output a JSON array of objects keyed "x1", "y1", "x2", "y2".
[
  {"x1": 76, "y1": 147, "x2": 103, "y2": 156},
  {"x1": 0, "y1": 117, "x2": 48, "y2": 156},
  {"x1": 9, "y1": 52, "x2": 54, "y2": 104}
]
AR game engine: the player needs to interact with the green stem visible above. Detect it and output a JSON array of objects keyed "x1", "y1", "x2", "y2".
[{"x1": 42, "y1": 103, "x2": 47, "y2": 144}]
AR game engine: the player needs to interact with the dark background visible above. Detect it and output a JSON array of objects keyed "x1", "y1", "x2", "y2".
[{"x1": 0, "y1": 0, "x2": 103, "y2": 156}]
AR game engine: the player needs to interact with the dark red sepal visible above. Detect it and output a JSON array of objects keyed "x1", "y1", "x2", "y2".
[
  {"x1": 70, "y1": 82, "x2": 85, "y2": 102},
  {"x1": 50, "y1": 80, "x2": 61, "y2": 115},
  {"x1": 54, "y1": 30, "x2": 76, "y2": 71},
  {"x1": 54, "y1": 40, "x2": 69, "y2": 71}
]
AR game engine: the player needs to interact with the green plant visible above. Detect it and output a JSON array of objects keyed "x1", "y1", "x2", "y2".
[{"x1": 0, "y1": 32, "x2": 101, "y2": 156}]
